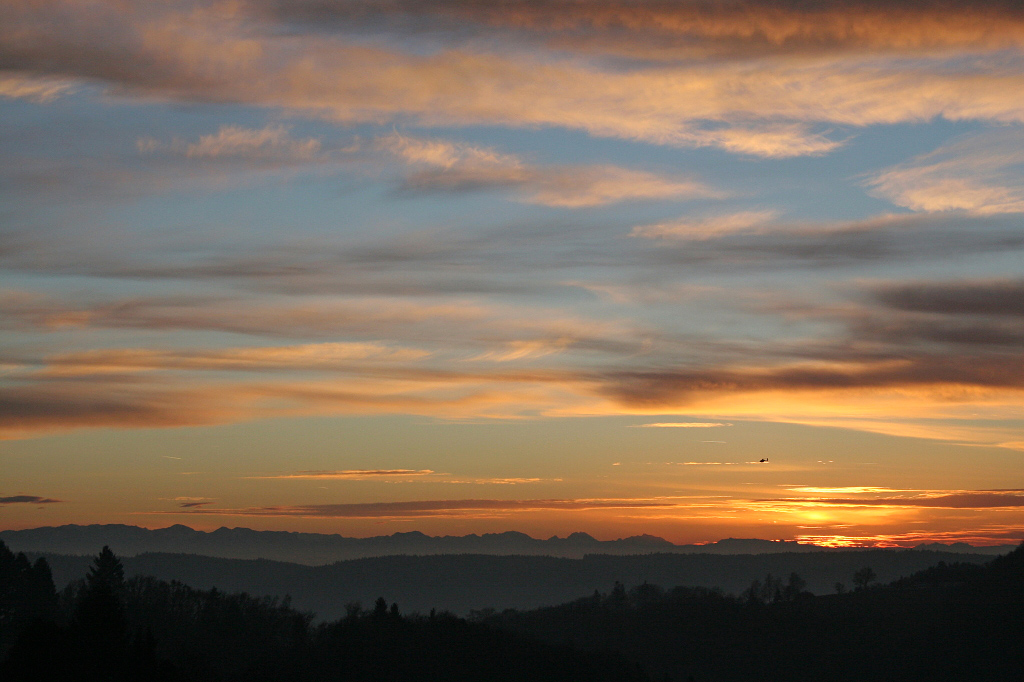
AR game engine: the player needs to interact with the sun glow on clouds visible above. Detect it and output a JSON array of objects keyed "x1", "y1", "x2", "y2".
[
  {"x1": 10, "y1": 2, "x2": 1024, "y2": 153},
  {"x1": 785, "y1": 487, "x2": 913, "y2": 495},
  {"x1": 40, "y1": 342, "x2": 431, "y2": 375},
  {"x1": 249, "y1": 469, "x2": 440, "y2": 480},
  {"x1": 243, "y1": 470, "x2": 563, "y2": 485},
  {"x1": 143, "y1": 489, "x2": 1024, "y2": 546},
  {"x1": 797, "y1": 529, "x2": 1024, "y2": 549},
  {"x1": 139, "y1": 125, "x2": 324, "y2": 162},
  {"x1": 631, "y1": 211, "x2": 777, "y2": 241},
  {"x1": 866, "y1": 130, "x2": 1024, "y2": 214},
  {"x1": 637, "y1": 422, "x2": 732, "y2": 428},
  {"x1": 0, "y1": 72, "x2": 76, "y2": 102},
  {"x1": 380, "y1": 132, "x2": 718, "y2": 206}
]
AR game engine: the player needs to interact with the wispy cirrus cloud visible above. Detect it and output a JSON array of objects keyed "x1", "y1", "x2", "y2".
[
  {"x1": 380, "y1": 133, "x2": 718, "y2": 206},
  {"x1": 762, "y1": 489, "x2": 1024, "y2": 508},
  {"x1": 450, "y1": 478, "x2": 558, "y2": 485},
  {"x1": 248, "y1": 469, "x2": 439, "y2": 480},
  {"x1": 166, "y1": 496, "x2": 215, "y2": 508},
  {"x1": 39, "y1": 342, "x2": 430, "y2": 376},
  {"x1": 245, "y1": 470, "x2": 560, "y2": 485},
  {"x1": 0, "y1": 71, "x2": 76, "y2": 102},
  {"x1": 670, "y1": 462, "x2": 763, "y2": 466},
  {"x1": 636, "y1": 422, "x2": 732, "y2": 428},
  {"x1": 866, "y1": 131, "x2": 1024, "y2": 214},
  {"x1": 638, "y1": 212, "x2": 1024, "y2": 269},
  {"x1": 0, "y1": 292, "x2": 495, "y2": 338},
  {"x1": 785, "y1": 487, "x2": 915, "y2": 495},
  {"x1": 7, "y1": 211, "x2": 1020, "y2": 308},
  {"x1": 138, "y1": 125, "x2": 325, "y2": 163},
  {"x1": 631, "y1": 210, "x2": 777, "y2": 241}
]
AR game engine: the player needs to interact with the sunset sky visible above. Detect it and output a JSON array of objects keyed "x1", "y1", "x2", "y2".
[{"x1": 2, "y1": 0, "x2": 1023, "y2": 547}]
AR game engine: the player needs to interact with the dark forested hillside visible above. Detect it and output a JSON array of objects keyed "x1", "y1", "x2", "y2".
[
  {"x1": 0, "y1": 540, "x2": 648, "y2": 682},
  {"x1": 3, "y1": 539, "x2": 1022, "y2": 682},
  {"x1": 483, "y1": 544, "x2": 1024, "y2": 682},
  {"x1": 33, "y1": 547, "x2": 997, "y2": 618}
]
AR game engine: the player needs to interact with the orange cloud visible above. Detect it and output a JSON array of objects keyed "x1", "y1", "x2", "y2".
[
  {"x1": 0, "y1": 292, "x2": 493, "y2": 337},
  {"x1": 5, "y1": 333, "x2": 1024, "y2": 449},
  {"x1": 636, "y1": 422, "x2": 732, "y2": 428},
  {"x1": 631, "y1": 211, "x2": 777, "y2": 240},
  {"x1": 368, "y1": 0, "x2": 1024, "y2": 56},
  {"x1": 866, "y1": 130, "x2": 1024, "y2": 214},
  {"x1": 139, "y1": 124, "x2": 324, "y2": 162},
  {"x1": 380, "y1": 133, "x2": 718, "y2": 206},
  {"x1": 245, "y1": 470, "x2": 560, "y2": 485},
  {"x1": 41, "y1": 342, "x2": 430, "y2": 375},
  {"x1": 8, "y1": 1, "x2": 1024, "y2": 157},
  {"x1": 796, "y1": 528, "x2": 1024, "y2": 548},
  {"x1": 0, "y1": 71, "x2": 76, "y2": 102},
  {"x1": 765, "y1": 490, "x2": 1024, "y2": 509},
  {"x1": 248, "y1": 469, "x2": 440, "y2": 480}
]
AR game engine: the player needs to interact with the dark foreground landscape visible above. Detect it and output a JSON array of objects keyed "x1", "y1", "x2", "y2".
[{"x1": 2, "y1": 538, "x2": 1022, "y2": 682}]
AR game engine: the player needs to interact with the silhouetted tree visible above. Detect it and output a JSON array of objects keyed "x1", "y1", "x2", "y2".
[
  {"x1": 744, "y1": 574, "x2": 782, "y2": 604},
  {"x1": 610, "y1": 581, "x2": 627, "y2": 607},
  {"x1": 630, "y1": 582, "x2": 665, "y2": 605},
  {"x1": 853, "y1": 566, "x2": 876, "y2": 591},
  {"x1": 72, "y1": 546, "x2": 129, "y2": 679},
  {"x1": 0, "y1": 540, "x2": 57, "y2": 656},
  {"x1": 784, "y1": 572, "x2": 807, "y2": 600}
]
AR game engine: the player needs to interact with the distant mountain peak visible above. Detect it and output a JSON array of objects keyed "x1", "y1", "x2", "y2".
[
  {"x1": 392, "y1": 531, "x2": 429, "y2": 538},
  {"x1": 621, "y1": 534, "x2": 673, "y2": 545},
  {"x1": 567, "y1": 532, "x2": 598, "y2": 541},
  {"x1": 3, "y1": 524, "x2": 1016, "y2": 564}
]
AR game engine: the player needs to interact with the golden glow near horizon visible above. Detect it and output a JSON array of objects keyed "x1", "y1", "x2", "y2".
[{"x1": 1, "y1": 1, "x2": 1023, "y2": 546}]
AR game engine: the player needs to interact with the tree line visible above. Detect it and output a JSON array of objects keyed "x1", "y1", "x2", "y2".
[
  {"x1": 3, "y1": 538, "x2": 1022, "y2": 681},
  {"x1": 482, "y1": 544, "x2": 1024, "y2": 682},
  {"x1": 0, "y1": 540, "x2": 648, "y2": 682}
]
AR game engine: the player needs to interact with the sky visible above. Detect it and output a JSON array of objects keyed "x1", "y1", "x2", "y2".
[{"x1": 1, "y1": 0, "x2": 1023, "y2": 548}]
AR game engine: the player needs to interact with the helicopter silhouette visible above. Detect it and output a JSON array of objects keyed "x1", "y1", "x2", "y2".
[{"x1": 759, "y1": 458, "x2": 769, "y2": 463}]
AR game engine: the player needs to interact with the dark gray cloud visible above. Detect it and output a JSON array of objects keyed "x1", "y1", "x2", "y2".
[
  {"x1": 259, "y1": 0, "x2": 1024, "y2": 59},
  {"x1": 849, "y1": 316, "x2": 1024, "y2": 348},
  {"x1": 595, "y1": 352, "x2": 1024, "y2": 406},
  {"x1": 642, "y1": 214, "x2": 1024, "y2": 270},
  {"x1": 0, "y1": 383, "x2": 239, "y2": 434},
  {"x1": 874, "y1": 279, "x2": 1024, "y2": 317},
  {"x1": 181, "y1": 497, "x2": 680, "y2": 518},
  {"x1": 4, "y1": 213, "x2": 1023, "y2": 301},
  {"x1": 0, "y1": 495, "x2": 61, "y2": 504}
]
